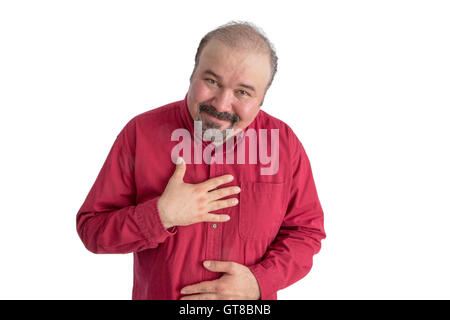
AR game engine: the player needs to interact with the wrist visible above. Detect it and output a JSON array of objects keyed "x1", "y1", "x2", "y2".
[
  {"x1": 157, "y1": 197, "x2": 173, "y2": 229},
  {"x1": 246, "y1": 266, "x2": 261, "y2": 300}
]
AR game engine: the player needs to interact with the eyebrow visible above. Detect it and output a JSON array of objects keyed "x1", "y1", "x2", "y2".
[
  {"x1": 204, "y1": 69, "x2": 222, "y2": 80},
  {"x1": 238, "y1": 83, "x2": 256, "y2": 93},
  {"x1": 203, "y1": 69, "x2": 256, "y2": 93}
]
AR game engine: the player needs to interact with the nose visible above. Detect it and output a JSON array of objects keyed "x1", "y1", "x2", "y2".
[{"x1": 213, "y1": 90, "x2": 233, "y2": 114}]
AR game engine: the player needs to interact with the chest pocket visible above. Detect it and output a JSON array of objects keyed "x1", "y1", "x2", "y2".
[{"x1": 238, "y1": 181, "x2": 286, "y2": 240}]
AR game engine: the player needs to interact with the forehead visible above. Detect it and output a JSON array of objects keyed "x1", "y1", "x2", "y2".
[{"x1": 196, "y1": 39, "x2": 271, "y2": 90}]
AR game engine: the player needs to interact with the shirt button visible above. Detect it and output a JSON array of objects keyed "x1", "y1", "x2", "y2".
[{"x1": 212, "y1": 223, "x2": 217, "y2": 229}]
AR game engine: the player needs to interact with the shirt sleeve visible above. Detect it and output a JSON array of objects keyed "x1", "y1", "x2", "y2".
[
  {"x1": 76, "y1": 118, "x2": 176, "y2": 254},
  {"x1": 248, "y1": 130, "x2": 326, "y2": 299}
]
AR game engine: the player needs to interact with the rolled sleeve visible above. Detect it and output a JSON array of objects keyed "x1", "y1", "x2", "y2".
[{"x1": 135, "y1": 196, "x2": 177, "y2": 245}]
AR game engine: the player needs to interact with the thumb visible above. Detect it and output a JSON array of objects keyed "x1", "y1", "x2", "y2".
[
  {"x1": 203, "y1": 260, "x2": 236, "y2": 274},
  {"x1": 172, "y1": 157, "x2": 186, "y2": 181}
]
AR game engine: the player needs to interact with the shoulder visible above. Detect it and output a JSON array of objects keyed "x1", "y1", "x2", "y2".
[
  {"x1": 116, "y1": 99, "x2": 183, "y2": 146},
  {"x1": 130, "y1": 99, "x2": 182, "y2": 126},
  {"x1": 119, "y1": 99, "x2": 182, "y2": 133},
  {"x1": 256, "y1": 109, "x2": 302, "y2": 148}
]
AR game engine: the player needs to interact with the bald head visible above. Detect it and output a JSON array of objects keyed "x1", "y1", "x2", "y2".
[{"x1": 190, "y1": 21, "x2": 278, "y2": 93}]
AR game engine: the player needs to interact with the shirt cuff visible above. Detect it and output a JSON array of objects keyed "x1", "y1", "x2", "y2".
[
  {"x1": 135, "y1": 196, "x2": 177, "y2": 245},
  {"x1": 248, "y1": 262, "x2": 277, "y2": 300}
]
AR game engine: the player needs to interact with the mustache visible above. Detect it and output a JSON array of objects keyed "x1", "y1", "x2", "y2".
[{"x1": 199, "y1": 103, "x2": 240, "y2": 124}]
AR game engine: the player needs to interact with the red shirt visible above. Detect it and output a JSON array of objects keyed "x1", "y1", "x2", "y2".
[{"x1": 76, "y1": 95, "x2": 326, "y2": 300}]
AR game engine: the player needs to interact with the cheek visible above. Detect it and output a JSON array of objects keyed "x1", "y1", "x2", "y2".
[
  {"x1": 191, "y1": 82, "x2": 213, "y2": 102},
  {"x1": 235, "y1": 103, "x2": 259, "y2": 123}
]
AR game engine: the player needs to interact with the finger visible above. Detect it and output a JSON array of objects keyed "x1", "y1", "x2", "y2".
[
  {"x1": 202, "y1": 213, "x2": 231, "y2": 223},
  {"x1": 180, "y1": 293, "x2": 218, "y2": 300},
  {"x1": 199, "y1": 174, "x2": 234, "y2": 192},
  {"x1": 203, "y1": 260, "x2": 237, "y2": 274},
  {"x1": 171, "y1": 157, "x2": 186, "y2": 181},
  {"x1": 208, "y1": 198, "x2": 239, "y2": 212},
  {"x1": 207, "y1": 186, "x2": 241, "y2": 201},
  {"x1": 180, "y1": 280, "x2": 218, "y2": 295}
]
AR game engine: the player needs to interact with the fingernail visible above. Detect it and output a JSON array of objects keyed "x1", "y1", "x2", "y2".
[
  {"x1": 228, "y1": 175, "x2": 234, "y2": 181},
  {"x1": 225, "y1": 215, "x2": 230, "y2": 221},
  {"x1": 180, "y1": 288, "x2": 187, "y2": 294},
  {"x1": 234, "y1": 187, "x2": 241, "y2": 193},
  {"x1": 176, "y1": 157, "x2": 182, "y2": 164},
  {"x1": 203, "y1": 261, "x2": 211, "y2": 268},
  {"x1": 232, "y1": 198, "x2": 238, "y2": 205}
]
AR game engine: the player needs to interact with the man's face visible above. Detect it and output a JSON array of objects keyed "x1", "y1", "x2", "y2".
[{"x1": 187, "y1": 39, "x2": 271, "y2": 142}]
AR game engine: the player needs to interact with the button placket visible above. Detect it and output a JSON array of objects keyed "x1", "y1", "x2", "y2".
[
  {"x1": 214, "y1": 154, "x2": 223, "y2": 261},
  {"x1": 210, "y1": 154, "x2": 217, "y2": 233},
  {"x1": 204, "y1": 152, "x2": 220, "y2": 278}
]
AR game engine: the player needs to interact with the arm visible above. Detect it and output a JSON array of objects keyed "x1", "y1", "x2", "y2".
[
  {"x1": 76, "y1": 119, "x2": 176, "y2": 254},
  {"x1": 247, "y1": 132, "x2": 326, "y2": 299}
]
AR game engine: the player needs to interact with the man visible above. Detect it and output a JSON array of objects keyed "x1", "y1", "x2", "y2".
[{"x1": 76, "y1": 21, "x2": 326, "y2": 300}]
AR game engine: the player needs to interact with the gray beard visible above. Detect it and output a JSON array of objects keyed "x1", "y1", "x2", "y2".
[{"x1": 196, "y1": 111, "x2": 230, "y2": 144}]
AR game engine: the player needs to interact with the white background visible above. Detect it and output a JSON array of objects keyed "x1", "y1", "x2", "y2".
[{"x1": 0, "y1": 0, "x2": 449, "y2": 299}]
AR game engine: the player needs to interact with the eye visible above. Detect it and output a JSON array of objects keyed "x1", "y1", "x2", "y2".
[
  {"x1": 237, "y1": 89, "x2": 250, "y2": 97},
  {"x1": 205, "y1": 78, "x2": 218, "y2": 85}
]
